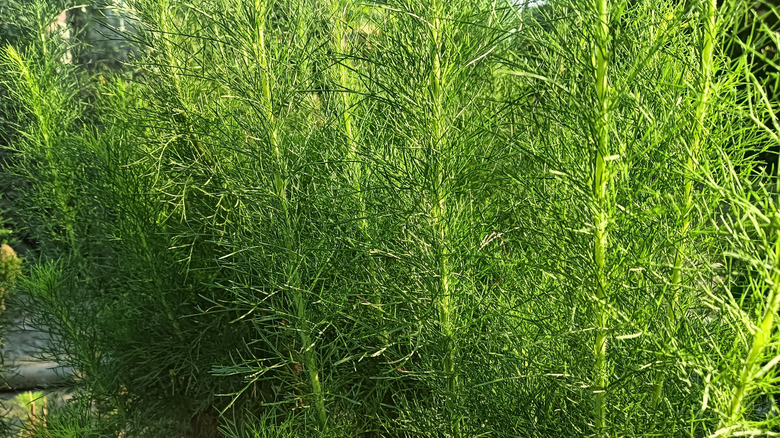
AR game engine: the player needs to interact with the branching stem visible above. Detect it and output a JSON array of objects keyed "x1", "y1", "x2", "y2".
[
  {"x1": 430, "y1": 1, "x2": 458, "y2": 435},
  {"x1": 592, "y1": 0, "x2": 611, "y2": 432},
  {"x1": 653, "y1": 0, "x2": 717, "y2": 409},
  {"x1": 254, "y1": 0, "x2": 327, "y2": 430}
]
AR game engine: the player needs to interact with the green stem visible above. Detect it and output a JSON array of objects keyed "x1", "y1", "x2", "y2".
[
  {"x1": 652, "y1": 0, "x2": 716, "y2": 409},
  {"x1": 158, "y1": 1, "x2": 205, "y2": 160},
  {"x1": 331, "y1": 3, "x2": 361, "y2": 200},
  {"x1": 726, "y1": 232, "x2": 780, "y2": 426},
  {"x1": 6, "y1": 44, "x2": 77, "y2": 253},
  {"x1": 254, "y1": 1, "x2": 327, "y2": 430},
  {"x1": 429, "y1": 2, "x2": 458, "y2": 435},
  {"x1": 330, "y1": 3, "x2": 387, "y2": 343},
  {"x1": 592, "y1": 0, "x2": 611, "y2": 433},
  {"x1": 35, "y1": 1, "x2": 48, "y2": 60},
  {"x1": 670, "y1": 0, "x2": 716, "y2": 324}
]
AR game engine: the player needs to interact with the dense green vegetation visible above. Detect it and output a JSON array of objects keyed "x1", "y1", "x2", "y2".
[{"x1": 1, "y1": 0, "x2": 779, "y2": 436}]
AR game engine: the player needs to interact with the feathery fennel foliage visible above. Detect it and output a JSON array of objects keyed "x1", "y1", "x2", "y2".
[{"x1": 1, "y1": 0, "x2": 779, "y2": 436}]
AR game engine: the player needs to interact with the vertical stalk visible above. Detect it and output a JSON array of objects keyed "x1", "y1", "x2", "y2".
[
  {"x1": 253, "y1": 0, "x2": 327, "y2": 430},
  {"x1": 157, "y1": 0, "x2": 205, "y2": 159},
  {"x1": 652, "y1": 0, "x2": 716, "y2": 408},
  {"x1": 592, "y1": 0, "x2": 611, "y2": 433},
  {"x1": 330, "y1": 3, "x2": 388, "y2": 344},
  {"x1": 331, "y1": 2, "x2": 363, "y2": 216},
  {"x1": 670, "y1": 0, "x2": 716, "y2": 325},
  {"x1": 142, "y1": 0, "x2": 192, "y2": 342},
  {"x1": 35, "y1": 1, "x2": 48, "y2": 60},
  {"x1": 428, "y1": 1, "x2": 458, "y2": 435},
  {"x1": 726, "y1": 235, "x2": 780, "y2": 425},
  {"x1": 158, "y1": 0, "x2": 182, "y2": 104},
  {"x1": 5, "y1": 43, "x2": 78, "y2": 254}
]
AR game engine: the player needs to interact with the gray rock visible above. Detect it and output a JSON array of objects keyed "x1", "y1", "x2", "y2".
[{"x1": 2, "y1": 362, "x2": 73, "y2": 391}]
